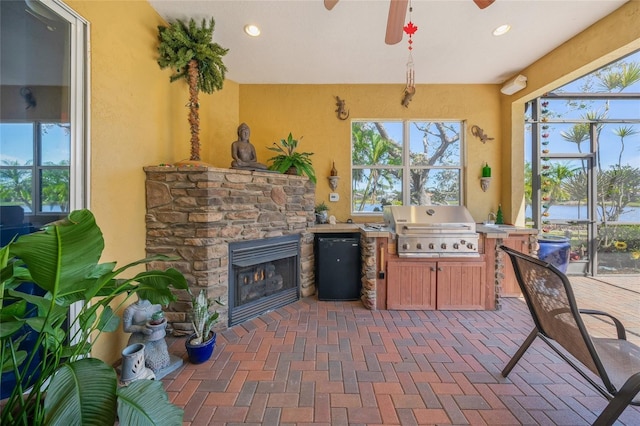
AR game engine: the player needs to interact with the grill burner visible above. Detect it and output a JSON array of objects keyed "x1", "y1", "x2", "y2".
[{"x1": 383, "y1": 205, "x2": 479, "y2": 258}]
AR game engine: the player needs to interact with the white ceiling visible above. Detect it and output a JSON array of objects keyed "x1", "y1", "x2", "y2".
[{"x1": 148, "y1": 0, "x2": 628, "y2": 85}]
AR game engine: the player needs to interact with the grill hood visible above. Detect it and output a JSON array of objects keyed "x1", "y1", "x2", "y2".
[{"x1": 383, "y1": 205, "x2": 479, "y2": 258}]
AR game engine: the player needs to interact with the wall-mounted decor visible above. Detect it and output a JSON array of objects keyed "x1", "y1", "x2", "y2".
[
  {"x1": 480, "y1": 162, "x2": 491, "y2": 192},
  {"x1": 20, "y1": 87, "x2": 36, "y2": 109},
  {"x1": 328, "y1": 161, "x2": 340, "y2": 190},
  {"x1": 471, "y1": 125, "x2": 494, "y2": 144},
  {"x1": 334, "y1": 96, "x2": 349, "y2": 120}
]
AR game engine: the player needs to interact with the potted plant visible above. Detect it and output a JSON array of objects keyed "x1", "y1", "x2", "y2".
[
  {"x1": 315, "y1": 201, "x2": 330, "y2": 224},
  {"x1": 267, "y1": 133, "x2": 317, "y2": 183},
  {"x1": 0, "y1": 210, "x2": 188, "y2": 425},
  {"x1": 184, "y1": 289, "x2": 223, "y2": 364},
  {"x1": 157, "y1": 18, "x2": 228, "y2": 163}
]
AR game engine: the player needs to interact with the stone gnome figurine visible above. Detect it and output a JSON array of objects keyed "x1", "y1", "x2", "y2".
[
  {"x1": 231, "y1": 122, "x2": 268, "y2": 170},
  {"x1": 122, "y1": 296, "x2": 170, "y2": 373}
]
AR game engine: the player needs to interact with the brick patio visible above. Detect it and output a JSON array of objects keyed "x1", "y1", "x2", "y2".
[{"x1": 162, "y1": 276, "x2": 640, "y2": 425}]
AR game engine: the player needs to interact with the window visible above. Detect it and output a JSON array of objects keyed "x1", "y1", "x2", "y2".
[
  {"x1": 351, "y1": 120, "x2": 463, "y2": 214},
  {"x1": 1, "y1": 122, "x2": 71, "y2": 214},
  {"x1": 0, "y1": 0, "x2": 88, "y2": 234},
  {"x1": 524, "y1": 50, "x2": 640, "y2": 275}
]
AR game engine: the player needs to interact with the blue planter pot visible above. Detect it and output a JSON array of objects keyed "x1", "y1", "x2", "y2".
[
  {"x1": 538, "y1": 236, "x2": 571, "y2": 273},
  {"x1": 185, "y1": 332, "x2": 217, "y2": 364}
]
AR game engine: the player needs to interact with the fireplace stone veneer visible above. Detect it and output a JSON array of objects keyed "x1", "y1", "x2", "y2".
[{"x1": 144, "y1": 165, "x2": 315, "y2": 334}]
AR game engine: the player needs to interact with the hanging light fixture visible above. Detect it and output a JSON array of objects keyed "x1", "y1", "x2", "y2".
[{"x1": 402, "y1": 1, "x2": 418, "y2": 108}]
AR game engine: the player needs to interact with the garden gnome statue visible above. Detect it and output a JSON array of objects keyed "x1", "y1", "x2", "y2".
[
  {"x1": 231, "y1": 122, "x2": 268, "y2": 170},
  {"x1": 122, "y1": 296, "x2": 170, "y2": 373}
]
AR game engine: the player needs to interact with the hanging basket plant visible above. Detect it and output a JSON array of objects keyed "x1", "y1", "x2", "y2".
[{"x1": 157, "y1": 18, "x2": 228, "y2": 162}]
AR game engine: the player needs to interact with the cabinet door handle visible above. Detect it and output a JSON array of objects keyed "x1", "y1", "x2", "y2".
[
  {"x1": 430, "y1": 266, "x2": 435, "y2": 271},
  {"x1": 437, "y1": 267, "x2": 443, "y2": 272}
]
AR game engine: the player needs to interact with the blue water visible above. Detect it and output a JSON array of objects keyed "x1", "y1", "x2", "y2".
[{"x1": 526, "y1": 205, "x2": 640, "y2": 222}]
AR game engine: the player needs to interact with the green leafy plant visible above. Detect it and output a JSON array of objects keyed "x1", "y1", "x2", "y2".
[
  {"x1": 189, "y1": 289, "x2": 223, "y2": 345},
  {"x1": 267, "y1": 133, "x2": 317, "y2": 183},
  {"x1": 0, "y1": 209, "x2": 188, "y2": 425},
  {"x1": 315, "y1": 201, "x2": 329, "y2": 213},
  {"x1": 157, "y1": 18, "x2": 228, "y2": 162}
]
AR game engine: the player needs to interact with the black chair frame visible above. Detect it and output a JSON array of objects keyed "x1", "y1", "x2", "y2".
[{"x1": 500, "y1": 245, "x2": 640, "y2": 426}]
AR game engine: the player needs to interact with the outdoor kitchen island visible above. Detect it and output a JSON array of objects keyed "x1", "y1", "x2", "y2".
[{"x1": 311, "y1": 214, "x2": 537, "y2": 312}]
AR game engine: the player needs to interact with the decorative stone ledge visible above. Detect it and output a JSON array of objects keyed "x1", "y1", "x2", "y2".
[{"x1": 144, "y1": 164, "x2": 316, "y2": 334}]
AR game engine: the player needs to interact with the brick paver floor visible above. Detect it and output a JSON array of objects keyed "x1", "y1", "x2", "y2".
[{"x1": 163, "y1": 277, "x2": 640, "y2": 425}]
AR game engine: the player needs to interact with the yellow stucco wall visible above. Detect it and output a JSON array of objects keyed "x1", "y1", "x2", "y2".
[
  {"x1": 59, "y1": 0, "x2": 637, "y2": 364},
  {"x1": 65, "y1": 0, "x2": 238, "y2": 363},
  {"x1": 239, "y1": 84, "x2": 502, "y2": 223}
]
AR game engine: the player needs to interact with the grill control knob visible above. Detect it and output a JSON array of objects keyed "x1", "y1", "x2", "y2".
[
  {"x1": 441, "y1": 243, "x2": 447, "y2": 250},
  {"x1": 403, "y1": 243, "x2": 410, "y2": 250},
  {"x1": 460, "y1": 240, "x2": 466, "y2": 245},
  {"x1": 453, "y1": 243, "x2": 459, "y2": 249},
  {"x1": 428, "y1": 243, "x2": 434, "y2": 249},
  {"x1": 416, "y1": 243, "x2": 423, "y2": 250},
  {"x1": 467, "y1": 243, "x2": 474, "y2": 250}
]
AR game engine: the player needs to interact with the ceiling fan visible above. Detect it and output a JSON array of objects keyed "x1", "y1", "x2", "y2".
[{"x1": 324, "y1": 0, "x2": 495, "y2": 45}]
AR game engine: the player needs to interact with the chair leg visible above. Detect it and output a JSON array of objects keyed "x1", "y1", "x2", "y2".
[
  {"x1": 502, "y1": 328, "x2": 538, "y2": 377},
  {"x1": 593, "y1": 372, "x2": 640, "y2": 426}
]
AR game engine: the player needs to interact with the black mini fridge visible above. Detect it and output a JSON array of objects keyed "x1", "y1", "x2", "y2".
[{"x1": 315, "y1": 234, "x2": 361, "y2": 301}]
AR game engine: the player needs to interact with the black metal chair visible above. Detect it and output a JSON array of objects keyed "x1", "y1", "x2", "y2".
[{"x1": 499, "y1": 245, "x2": 640, "y2": 426}]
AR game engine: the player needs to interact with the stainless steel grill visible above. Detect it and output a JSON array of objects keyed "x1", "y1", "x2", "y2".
[{"x1": 383, "y1": 205, "x2": 479, "y2": 258}]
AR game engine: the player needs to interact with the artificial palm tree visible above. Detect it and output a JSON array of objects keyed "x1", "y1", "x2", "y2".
[{"x1": 157, "y1": 18, "x2": 228, "y2": 162}]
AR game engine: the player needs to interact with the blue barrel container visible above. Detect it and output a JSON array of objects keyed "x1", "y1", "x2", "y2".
[{"x1": 538, "y1": 236, "x2": 571, "y2": 273}]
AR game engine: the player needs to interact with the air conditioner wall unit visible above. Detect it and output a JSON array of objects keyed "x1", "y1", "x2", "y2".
[{"x1": 501, "y1": 74, "x2": 527, "y2": 95}]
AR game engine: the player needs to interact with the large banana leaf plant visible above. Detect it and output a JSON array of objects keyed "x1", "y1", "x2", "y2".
[{"x1": 0, "y1": 209, "x2": 188, "y2": 425}]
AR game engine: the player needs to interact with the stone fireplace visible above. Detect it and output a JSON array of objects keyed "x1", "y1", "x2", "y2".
[{"x1": 144, "y1": 165, "x2": 315, "y2": 334}]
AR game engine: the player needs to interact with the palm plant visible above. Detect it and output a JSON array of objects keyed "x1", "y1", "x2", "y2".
[
  {"x1": 157, "y1": 18, "x2": 228, "y2": 162},
  {"x1": 613, "y1": 125, "x2": 638, "y2": 167},
  {"x1": 267, "y1": 133, "x2": 316, "y2": 183},
  {"x1": 0, "y1": 210, "x2": 188, "y2": 425}
]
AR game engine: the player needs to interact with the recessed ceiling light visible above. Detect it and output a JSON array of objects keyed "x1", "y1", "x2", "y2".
[
  {"x1": 244, "y1": 24, "x2": 261, "y2": 37},
  {"x1": 493, "y1": 24, "x2": 511, "y2": 36}
]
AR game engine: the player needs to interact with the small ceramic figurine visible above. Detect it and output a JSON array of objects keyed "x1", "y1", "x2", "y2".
[{"x1": 122, "y1": 296, "x2": 170, "y2": 373}]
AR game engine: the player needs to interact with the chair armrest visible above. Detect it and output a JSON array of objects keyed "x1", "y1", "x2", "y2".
[{"x1": 579, "y1": 309, "x2": 627, "y2": 340}]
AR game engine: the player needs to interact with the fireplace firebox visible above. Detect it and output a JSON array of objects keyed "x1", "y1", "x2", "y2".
[{"x1": 228, "y1": 234, "x2": 300, "y2": 327}]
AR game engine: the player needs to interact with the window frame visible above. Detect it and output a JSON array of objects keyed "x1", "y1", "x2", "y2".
[
  {"x1": 0, "y1": 0, "x2": 89, "y2": 221},
  {"x1": 350, "y1": 119, "x2": 465, "y2": 215}
]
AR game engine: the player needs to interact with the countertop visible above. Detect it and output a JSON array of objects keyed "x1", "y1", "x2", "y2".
[
  {"x1": 309, "y1": 223, "x2": 538, "y2": 239},
  {"x1": 476, "y1": 224, "x2": 538, "y2": 238},
  {"x1": 308, "y1": 223, "x2": 391, "y2": 237}
]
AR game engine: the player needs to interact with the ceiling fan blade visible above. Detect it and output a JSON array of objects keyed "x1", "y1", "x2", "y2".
[
  {"x1": 473, "y1": 0, "x2": 495, "y2": 9},
  {"x1": 324, "y1": 0, "x2": 339, "y2": 11},
  {"x1": 385, "y1": 0, "x2": 408, "y2": 45}
]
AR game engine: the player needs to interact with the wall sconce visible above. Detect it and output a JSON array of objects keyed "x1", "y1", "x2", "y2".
[
  {"x1": 480, "y1": 162, "x2": 491, "y2": 192},
  {"x1": 328, "y1": 162, "x2": 339, "y2": 191},
  {"x1": 500, "y1": 74, "x2": 527, "y2": 95}
]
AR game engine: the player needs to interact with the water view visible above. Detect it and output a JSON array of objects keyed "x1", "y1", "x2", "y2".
[{"x1": 526, "y1": 205, "x2": 640, "y2": 223}]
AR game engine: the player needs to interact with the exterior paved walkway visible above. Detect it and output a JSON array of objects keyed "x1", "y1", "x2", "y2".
[{"x1": 163, "y1": 277, "x2": 640, "y2": 425}]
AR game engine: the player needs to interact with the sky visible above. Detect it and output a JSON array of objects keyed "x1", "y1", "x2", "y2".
[{"x1": 0, "y1": 123, "x2": 70, "y2": 165}]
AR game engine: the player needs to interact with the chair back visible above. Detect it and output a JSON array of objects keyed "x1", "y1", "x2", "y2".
[{"x1": 500, "y1": 245, "x2": 608, "y2": 382}]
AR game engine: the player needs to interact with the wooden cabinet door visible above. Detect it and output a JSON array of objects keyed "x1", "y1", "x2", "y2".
[
  {"x1": 386, "y1": 260, "x2": 437, "y2": 310},
  {"x1": 436, "y1": 261, "x2": 486, "y2": 310},
  {"x1": 500, "y1": 236, "x2": 529, "y2": 297}
]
